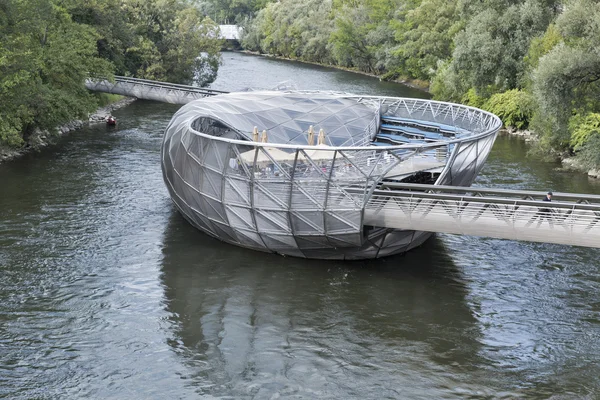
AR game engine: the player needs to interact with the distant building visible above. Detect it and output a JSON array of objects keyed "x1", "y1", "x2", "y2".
[{"x1": 218, "y1": 25, "x2": 242, "y2": 41}]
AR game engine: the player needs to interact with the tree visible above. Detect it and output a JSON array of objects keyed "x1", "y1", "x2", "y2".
[
  {"x1": 0, "y1": 0, "x2": 113, "y2": 146},
  {"x1": 242, "y1": 0, "x2": 334, "y2": 64},
  {"x1": 196, "y1": 0, "x2": 274, "y2": 24},
  {"x1": 531, "y1": 0, "x2": 600, "y2": 154},
  {"x1": 440, "y1": 0, "x2": 557, "y2": 98},
  {"x1": 390, "y1": 0, "x2": 463, "y2": 81},
  {"x1": 0, "y1": 0, "x2": 224, "y2": 148},
  {"x1": 330, "y1": 0, "x2": 398, "y2": 73}
]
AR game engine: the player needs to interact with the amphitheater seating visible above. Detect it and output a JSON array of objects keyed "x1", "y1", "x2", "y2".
[
  {"x1": 381, "y1": 115, "x2": 462, "y2": 136},
  {"x1": 371, "y1": 115, "x2": 468, "y2": 147}
]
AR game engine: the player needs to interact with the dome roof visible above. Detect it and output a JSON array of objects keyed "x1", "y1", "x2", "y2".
[{"x1": 180, "y1": 91, "x2": 379, "y2": 146}]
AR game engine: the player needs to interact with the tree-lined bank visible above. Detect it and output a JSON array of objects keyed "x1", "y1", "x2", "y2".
[
  {"x1": 204, "y1": 0, "x2": 599, "y2": 172},
  {"x1": 0, "y1": 0, "x2": 223, "y2": 149},
  {"x1": 3, "y1": 0, "x2": 599, "y2": 174}
]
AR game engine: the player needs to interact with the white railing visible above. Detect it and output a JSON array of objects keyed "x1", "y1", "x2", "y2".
[{"x1": 361, "y1": 184, "x2": 600, "y2": 248}]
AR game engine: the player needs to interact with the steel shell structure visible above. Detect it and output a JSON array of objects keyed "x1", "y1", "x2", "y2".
[{"x1": 161, "y1": 91, "x2": 502, "y2": 259}]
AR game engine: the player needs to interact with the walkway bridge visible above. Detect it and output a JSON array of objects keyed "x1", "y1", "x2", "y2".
[
  {"x1": 85, "y1": 76, "x2": 227, "y2": 105},
  {"x1": 359, "y1": 183, "x2": 600, "y2": 248},
  {"x1": 85, "y1": 76, "x2": 600, "y2": 249},
  {"x1": 219, "y1": 25, "x2": 242, "y2": 41}
]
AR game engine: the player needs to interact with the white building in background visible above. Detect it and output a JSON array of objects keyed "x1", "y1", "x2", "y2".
[{"x1": 218, "y1": 25, "x2": 242, "y2": 41}]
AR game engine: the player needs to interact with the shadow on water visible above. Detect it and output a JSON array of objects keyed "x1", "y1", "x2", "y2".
[{"x1": 158, "y1": 211, "x2": 485, "y2": 398}]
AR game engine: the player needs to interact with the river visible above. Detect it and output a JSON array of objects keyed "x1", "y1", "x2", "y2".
[{"x1": 1, "y1": 52, "x2": 599, "y2": 399}]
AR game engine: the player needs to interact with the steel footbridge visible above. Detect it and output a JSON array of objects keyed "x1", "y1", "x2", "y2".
[
  {"x1": 85, "y1": 76, "x2": 227, "y2": 104},
  {"x1": 359, "y1": 183, "x2": 600, "y2": 248},
  {"x1": 85, "y1": 76, "x2": 600, "y2": 249}
]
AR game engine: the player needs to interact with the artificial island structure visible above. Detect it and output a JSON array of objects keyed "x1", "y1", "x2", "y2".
[{"x1": 161, "y1": 90, "x2": 502, "y2": 259}]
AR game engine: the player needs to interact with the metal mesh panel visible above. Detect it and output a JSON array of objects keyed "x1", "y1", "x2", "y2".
[{"x1": 161, "y1": 90, "x2": 502, "y2": 259}]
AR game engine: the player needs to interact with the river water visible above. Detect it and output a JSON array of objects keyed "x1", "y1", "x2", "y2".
[{"x1": 1, "y1": 52, "x2": 599, "y2": 399}]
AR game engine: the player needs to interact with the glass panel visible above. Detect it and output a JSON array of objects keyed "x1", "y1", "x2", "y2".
[
  {"x1": 200, "y1": 168, "x2": 223, "y2": 199},
  {"x1": 235, "y1": 228, "x2": 265, "y2": 248},
  {"x1": 327, "y1": 233, "x2": 362, "y2": 247},
  {"x1": 255, "y1": 210, "x2": 291, "y2": 233},
  {"x1": 260, "y1": 234, "x2": 298, "y2": 250},
  {"x1": 325, "y1": 210, "x2": 361, "y2": 233}
]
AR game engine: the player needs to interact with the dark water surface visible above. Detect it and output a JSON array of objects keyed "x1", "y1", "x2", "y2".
[{"x1": 1, "y1": 52, "x2": 599, "y2": 399}]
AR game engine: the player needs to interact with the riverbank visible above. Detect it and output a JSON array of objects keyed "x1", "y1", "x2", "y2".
[
  {"x1": 0, "y1": 97, "x2": 136, "y2": 164},
  {"x1": 239, "y1": 50, "x2": 600, "y2": 180},
  {"x1": 499, "y1": 127, "x2": 600, "y2": 179}
]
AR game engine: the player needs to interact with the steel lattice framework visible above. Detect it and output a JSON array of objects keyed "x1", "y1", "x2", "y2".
[
  {"x1": 84, "y1": 77, "x2": 600, "y2": 256},
  {"x1": 161, "y1": 91, "x2": 502, "y2": 259},
  {"x1": 363, "y1": 183, "x2": 600, "y2": 248},
  {"x1": 85, "y1": 76, "x2": 227, "y2": 104}
]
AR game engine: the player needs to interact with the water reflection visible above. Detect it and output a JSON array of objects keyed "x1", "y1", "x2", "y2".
[
  {"x1": 159, "y1": 212, "x2": 484, "y2": 398},
  {"x1": 2, "y1": 52, "x2": 599, "y2": 399}
]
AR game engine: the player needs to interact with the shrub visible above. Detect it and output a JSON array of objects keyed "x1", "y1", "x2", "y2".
[
  {"x1": 483, "y1": 89, "x2": 534, "y2": 130},
  {"x1": 576, "y1": 133, "x2": 600, "y2": 169},
  {"x1": 0, "y1": 115, "x2": 25, "y2": 148},
  {"x1": 569, "y1": 112, "x2": 600, "y2": 150},
  {"x1": 461, "y1": 88, "x2": 486, "y2": 108}
]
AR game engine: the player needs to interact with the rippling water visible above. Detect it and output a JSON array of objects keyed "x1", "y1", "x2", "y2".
[{"x1": 1, "y1": 53, "x2": 599, "y2": 399}]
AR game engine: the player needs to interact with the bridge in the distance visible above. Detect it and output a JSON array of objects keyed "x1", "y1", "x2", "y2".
[
  {"x1": 85, "y1": 76, "x2": 227, "y2": 104},
  {"x1": 219, "y1": 25, "x2": 242, "y2": 41},
  {"x1": 85, "y1": 76, "x2": 600, "y2": 249}
]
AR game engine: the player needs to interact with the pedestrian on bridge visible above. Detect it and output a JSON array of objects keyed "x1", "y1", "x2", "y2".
[
  {"x1": 541, "y1": 191, "x2": 553, "y2": 214},
  {"x1": 527, "y1": 191, "x2": 554, "y2": 227},
  {"x1": 536, "y1": 191, "x2": 554, "y2": 226}
]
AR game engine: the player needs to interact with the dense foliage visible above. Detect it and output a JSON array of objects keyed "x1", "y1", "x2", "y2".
[
  {"x1": 1, "y1": 0, "x2": 223, "y2": 147},
  {"x1": 238, "y1": 0, "x2": 600, "y2": 169},
  {"x1": 3, "y1": 0, "x2": 600, "y2": 170}
]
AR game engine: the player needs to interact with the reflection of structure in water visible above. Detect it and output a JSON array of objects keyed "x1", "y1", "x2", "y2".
[
  {"x1": 161, "y1": 91, "x2": 501, "y2": 259},
  {"x1": 159, "y1": 216, "x2": 482, "y2": 397}
]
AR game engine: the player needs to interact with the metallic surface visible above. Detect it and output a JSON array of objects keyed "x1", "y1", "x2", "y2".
[
  {"x1": 85, "y1": 76, "x2": 227, "y2": 104},
  {"x1": 363, "y1": 183, "x2": 600, "y2": 248},
  {"x1": 161, "y1": 91, "x2": 501, "y2": 259},
  {"x1": 2, "y1": 53, "x2": 600, "y2": 399}
]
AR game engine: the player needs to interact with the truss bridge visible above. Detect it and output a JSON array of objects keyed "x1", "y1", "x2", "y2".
[
  {"x1": 85, "y1": 76, "x2": 227, "y2": 104},
  {"x1": 359, "y1": 183, "x2": 600, "y2": 248}
]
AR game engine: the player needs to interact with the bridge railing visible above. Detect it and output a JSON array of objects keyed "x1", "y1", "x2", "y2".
[
  {"x1": 378, "y1": 182, "x2": 600, "y2": 204},
  {"x1": 358, "y1": 183, "x2": 600, "y2": 248},
  {"x1": 85, "y1": 75, "x2": 228, "y2": 104},
  {"x1": 111, "y1": 76, "x2": 228, "y2": 95}
]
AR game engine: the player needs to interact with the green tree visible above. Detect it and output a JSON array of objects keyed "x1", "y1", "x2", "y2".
[
  {"x1": 0, "y1": 0, "x2": 113, "y2": 147},
  {"x1": 531, "y1": 0, "x2": 600, "y2": 158},
  {"x1": 438, "y1": 0, "x2": 557, "y2": 98},
  {"x1": 242, "y1": 0, "x2": 334, "y2": 64},
  {"x1": 390, "y1": 0, "x2": 462, "y2": 81},
  {"x1": 67, "y1": 0, "x2": 223, "y2": 85},
  {"x1": 330, "y1": 0, "x2": 398, "y2": 73},
  {"x1": 483, "y1": 89, "x2": 535, "y2": 130},
  {"x1": 196, "y1": 0, "x2": 274, "y2": 24}
]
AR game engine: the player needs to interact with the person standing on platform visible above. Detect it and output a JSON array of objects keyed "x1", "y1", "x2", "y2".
[{"x1": 539, "y1": 191, "x2": 553, "y2": 223}]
